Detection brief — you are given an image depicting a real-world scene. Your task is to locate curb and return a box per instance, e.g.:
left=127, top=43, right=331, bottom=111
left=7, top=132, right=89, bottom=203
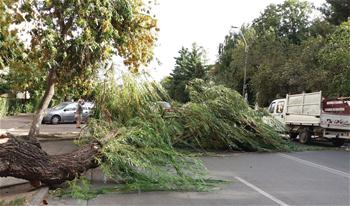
left=29, top=186, right=49, bottom=206
left=0, top=180, right=28, bottom=189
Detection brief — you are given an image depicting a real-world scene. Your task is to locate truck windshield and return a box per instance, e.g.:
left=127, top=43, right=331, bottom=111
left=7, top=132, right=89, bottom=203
left=268, top=102, right=276, bottom=113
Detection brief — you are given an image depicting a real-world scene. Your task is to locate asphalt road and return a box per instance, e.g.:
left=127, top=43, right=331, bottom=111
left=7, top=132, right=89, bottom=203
left=1, top=115, right=350, bottom=205
left=47, top=145, right=350, bottom=206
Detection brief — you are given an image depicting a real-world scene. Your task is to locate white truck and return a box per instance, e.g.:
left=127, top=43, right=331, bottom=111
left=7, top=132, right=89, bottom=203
left=268, top=91, right=350, bottom=146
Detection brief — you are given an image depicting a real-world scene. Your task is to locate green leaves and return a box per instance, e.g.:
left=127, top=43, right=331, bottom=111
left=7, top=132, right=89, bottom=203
left=165, top=44, right=207, bottom=103
left=2, top=0, right=158, bottom=100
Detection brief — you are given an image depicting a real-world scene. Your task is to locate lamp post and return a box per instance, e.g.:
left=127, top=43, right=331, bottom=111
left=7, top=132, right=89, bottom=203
left=231, top=26, right=248, bottom=102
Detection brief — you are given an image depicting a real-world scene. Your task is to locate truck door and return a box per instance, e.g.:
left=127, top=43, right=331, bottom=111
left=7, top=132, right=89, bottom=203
left=275, top=100, right=286, bottom=123
left=268, top=100, right=285, bottom=123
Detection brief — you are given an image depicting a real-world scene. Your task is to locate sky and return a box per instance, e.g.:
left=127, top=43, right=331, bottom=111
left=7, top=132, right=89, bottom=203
left=146, top=0, right=326, bottom=81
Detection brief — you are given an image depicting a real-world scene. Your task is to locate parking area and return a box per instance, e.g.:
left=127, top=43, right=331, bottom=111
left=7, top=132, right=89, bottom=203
left=0, top=114, right=81, bottom=134
left=1, top=115, right=349, bottom=205
left=48, top=148, right=350, bottom=206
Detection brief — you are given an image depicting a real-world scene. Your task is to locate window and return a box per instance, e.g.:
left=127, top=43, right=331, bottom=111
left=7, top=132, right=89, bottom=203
left=276, top=101, right=285, bottom=113
left=268, top=102, right=276, bottom=113
left=64, top=103, right=77, bottom=111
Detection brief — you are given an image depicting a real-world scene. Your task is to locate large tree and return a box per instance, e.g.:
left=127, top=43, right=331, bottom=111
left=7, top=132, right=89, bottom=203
left=2, top=0, right=157, bottom=137
left=212, top=0, right=331, bottom=106
left=253, top=0, right=312, bottom=44
left=318, top=20, right=350, bottom=96
left=320, top=0, right=350, bottom=25
left=1, top=0, right=157, bottom=185
left=167, top=44, right=207, bottom=103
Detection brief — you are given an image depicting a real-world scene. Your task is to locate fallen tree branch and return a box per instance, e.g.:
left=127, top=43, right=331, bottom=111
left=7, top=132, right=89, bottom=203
left=0, top=133, right=101, bottom=186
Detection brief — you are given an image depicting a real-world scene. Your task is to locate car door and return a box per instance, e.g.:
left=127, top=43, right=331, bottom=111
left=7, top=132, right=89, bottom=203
left=82, top=105, right=90, bottom=121
left=62, top=103, right=77, bottom=123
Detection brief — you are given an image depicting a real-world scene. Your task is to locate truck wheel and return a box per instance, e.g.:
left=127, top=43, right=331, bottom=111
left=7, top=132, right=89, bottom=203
left=332, top=139, right=344, bottom=147
left=299, top=129, right=311, bottom=144
left=289, top=133, right=298, bottom=140
left=51, top=115, right=61, bottom=125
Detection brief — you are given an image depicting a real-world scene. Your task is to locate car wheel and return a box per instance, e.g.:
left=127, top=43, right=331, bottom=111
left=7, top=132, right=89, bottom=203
left=299, top=128, right=311, bottom=144
left=51, top=115, right=61, bottom=125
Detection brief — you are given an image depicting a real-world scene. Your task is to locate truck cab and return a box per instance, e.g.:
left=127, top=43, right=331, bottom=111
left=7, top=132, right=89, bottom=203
left=268, top=98, right=286, bottom=124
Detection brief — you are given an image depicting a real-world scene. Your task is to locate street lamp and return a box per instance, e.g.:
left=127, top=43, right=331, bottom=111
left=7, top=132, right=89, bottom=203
left=231, top=26, right=248, bottom=102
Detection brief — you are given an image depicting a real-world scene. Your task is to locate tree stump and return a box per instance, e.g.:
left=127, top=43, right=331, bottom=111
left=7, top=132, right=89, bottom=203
left=0, top=133, right=101, bottom=186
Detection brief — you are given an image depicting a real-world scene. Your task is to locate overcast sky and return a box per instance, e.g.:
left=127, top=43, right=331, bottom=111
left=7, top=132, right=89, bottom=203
left=146, top=0, right=326, bottom=81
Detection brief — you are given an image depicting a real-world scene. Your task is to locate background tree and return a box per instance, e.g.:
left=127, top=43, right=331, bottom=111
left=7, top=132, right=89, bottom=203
left=212, top=0, right=347, bottom=106
left=252, top=0, right=312, bottom=44
left=2, top=0, right=157, bottom=137
left=166, top=44, right=207, bottom=103
left=320, top=0, right=350, bottom=25
left=318, top=20, right=350, bottom=96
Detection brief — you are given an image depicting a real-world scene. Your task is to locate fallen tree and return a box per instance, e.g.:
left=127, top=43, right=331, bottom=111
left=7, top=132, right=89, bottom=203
left=0, top=133, right=101, bottom=186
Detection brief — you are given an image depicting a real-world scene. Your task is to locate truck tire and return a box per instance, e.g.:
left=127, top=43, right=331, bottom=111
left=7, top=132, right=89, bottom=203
left=289, top=133, right=298, bottom=140
left=332, top=139, right=344, bottom=147
left=299, top=129, right=311, bottom=144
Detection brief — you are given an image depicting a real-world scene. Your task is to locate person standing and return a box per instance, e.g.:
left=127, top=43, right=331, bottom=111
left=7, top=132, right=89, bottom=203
left=75, top=99, right=84, bottom=128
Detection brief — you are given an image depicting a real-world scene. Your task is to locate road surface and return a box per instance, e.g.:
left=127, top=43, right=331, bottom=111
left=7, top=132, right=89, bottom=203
left=48, top=147, right=350, bottom=206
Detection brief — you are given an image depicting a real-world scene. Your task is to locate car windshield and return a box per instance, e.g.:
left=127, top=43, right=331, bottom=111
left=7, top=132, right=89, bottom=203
left=158, top=101, right=171, bottom=109
left=53, top=103, right=70, bottom=110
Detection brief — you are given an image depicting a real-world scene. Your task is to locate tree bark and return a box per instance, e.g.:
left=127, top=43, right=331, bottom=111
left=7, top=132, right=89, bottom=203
left=0, top=133, right=101, bottom=186
left=28, top=70, right=56, bottom=138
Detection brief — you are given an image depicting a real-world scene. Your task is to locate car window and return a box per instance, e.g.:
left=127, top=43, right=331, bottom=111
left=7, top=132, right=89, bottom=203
left=158, top=101, right=171, bottom=110
left=53, top=103, right=69, bottom=110
left=276, top=101, right=285, bottom=113
left=64, top=103, right=77, bottom=111
left=268, top=102, right=276, bottom=113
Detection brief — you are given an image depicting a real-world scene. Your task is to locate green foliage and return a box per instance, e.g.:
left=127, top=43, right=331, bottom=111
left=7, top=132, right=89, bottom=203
left=166, top=44, right=207, bottom=103
left=0, top=197, right=26, bottom=206
left=51, top=177, right=110, bottom=200
left=320, top=0, right=350, bottom=25
left=318, top=20, right=350, bottom=96
left=253, top=0, right=312, bottom=44
left=80, top=75, right=220, bottom=193
left=74, top=75, right=289, bottom=196
left=175, top=79, right=289, bottom=151
left=0, top=97, right=7, bottom=117
left=213, top=0, right=349, bottom=106
left=1, top=0, right=158, bottom=131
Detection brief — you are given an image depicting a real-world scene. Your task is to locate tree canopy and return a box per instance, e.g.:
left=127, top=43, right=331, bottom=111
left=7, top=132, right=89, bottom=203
left=1, top=0, right=158, bottom=136
left=164, top=44, right=207, bottom=103
left=212, top=0, right=350, bottom=106
left=320, top=0, right=350, bottom=25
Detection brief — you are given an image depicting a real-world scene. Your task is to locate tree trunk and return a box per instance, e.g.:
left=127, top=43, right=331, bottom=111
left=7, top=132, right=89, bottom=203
left=0, top=133, right=101, bottom=186
left=28, top=70, right=56, bottom=138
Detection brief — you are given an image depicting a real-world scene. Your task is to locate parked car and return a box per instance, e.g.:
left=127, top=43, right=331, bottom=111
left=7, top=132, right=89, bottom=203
left=42, top=101, right=94, bottom=124
left=157, top=101, right=172, bottom=112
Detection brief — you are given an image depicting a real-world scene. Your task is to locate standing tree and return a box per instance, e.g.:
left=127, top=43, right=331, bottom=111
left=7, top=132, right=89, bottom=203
left=2, top=0, right=157, bottom=138
left=319, top=20, right=350, bottom=96
left=320, top=0, right=350, bottom=25
left=253, top=0, right=312, bottom=44
left=0, top=0, right=157, bottom=185
left=167, top=44, right=207, bottom=103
